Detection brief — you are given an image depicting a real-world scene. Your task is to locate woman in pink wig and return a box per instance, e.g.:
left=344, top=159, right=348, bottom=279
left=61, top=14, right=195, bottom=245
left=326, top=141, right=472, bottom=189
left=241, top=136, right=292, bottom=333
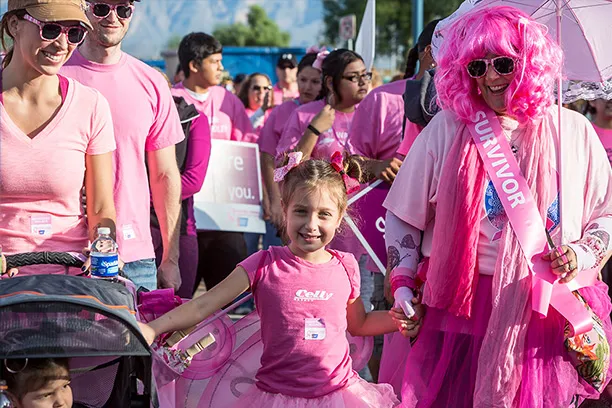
left=384, top=6, right=612, bottom=407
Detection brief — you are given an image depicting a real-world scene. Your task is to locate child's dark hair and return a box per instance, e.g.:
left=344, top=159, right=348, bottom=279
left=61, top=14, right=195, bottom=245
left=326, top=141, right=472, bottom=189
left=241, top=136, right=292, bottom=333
left=3, top=358, right=70, bottom=401
left=297, top=53, right=318, bottom=74
left=318, top=49, right=364, bottom=103
left=178, top=32, right=223, bottom=79
left=278, top=153, right=364, bottom=215
left=1, top=9, right=27, bottom=69
left=404, top=19, right=441, bottom=79
left=237, top=72, right=272, bottom=109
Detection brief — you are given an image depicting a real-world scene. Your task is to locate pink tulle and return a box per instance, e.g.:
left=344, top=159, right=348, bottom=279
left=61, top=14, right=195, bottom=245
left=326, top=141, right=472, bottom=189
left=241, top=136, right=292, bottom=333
left=379, top=331, right=411, bottom=398
left=230, top=373, right=400, bottom=408
left=400, top=276, right=612, bottom=408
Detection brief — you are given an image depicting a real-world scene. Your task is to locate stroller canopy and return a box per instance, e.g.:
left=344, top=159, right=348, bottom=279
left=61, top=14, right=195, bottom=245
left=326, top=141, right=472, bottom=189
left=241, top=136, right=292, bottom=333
left=0, top=275, right=150, bottom=359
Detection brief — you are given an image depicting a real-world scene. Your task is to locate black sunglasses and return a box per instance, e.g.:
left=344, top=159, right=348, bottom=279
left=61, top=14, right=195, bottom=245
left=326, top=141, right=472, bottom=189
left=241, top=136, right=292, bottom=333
left=252, top=85, right=272, bottom=92
left=90, top=3, right=134, bottom=20
left=466, top=56, right=516, bottom=78
left=24, top=14, right=87, bottom=45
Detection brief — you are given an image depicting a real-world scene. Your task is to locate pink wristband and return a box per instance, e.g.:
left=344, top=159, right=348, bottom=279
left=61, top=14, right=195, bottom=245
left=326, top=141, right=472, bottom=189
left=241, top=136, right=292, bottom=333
left=391, top=274, right=416, bottom=293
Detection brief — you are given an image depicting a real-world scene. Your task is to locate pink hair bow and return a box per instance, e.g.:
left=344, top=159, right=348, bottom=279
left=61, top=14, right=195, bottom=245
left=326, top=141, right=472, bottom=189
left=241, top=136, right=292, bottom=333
left=312, top=50, right=330, bottom=71
left=330, top=151, right=360, bottom=194
left=274, top=151, right=303, bottom=182
left=306, top=45, right=326, bottom=54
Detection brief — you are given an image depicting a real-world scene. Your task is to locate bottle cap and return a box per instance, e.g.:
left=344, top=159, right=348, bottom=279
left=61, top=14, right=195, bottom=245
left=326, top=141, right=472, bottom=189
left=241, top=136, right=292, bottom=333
left=97, top=227, right=111, bottom=235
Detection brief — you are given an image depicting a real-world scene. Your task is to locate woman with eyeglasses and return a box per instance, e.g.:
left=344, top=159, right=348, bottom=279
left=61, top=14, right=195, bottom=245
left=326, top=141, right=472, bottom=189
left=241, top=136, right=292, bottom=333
left=384, top=6, right=612, bottom=407
left=0, top=0, right=116, bottom=277
left=238, top=72, right=274, bottom=134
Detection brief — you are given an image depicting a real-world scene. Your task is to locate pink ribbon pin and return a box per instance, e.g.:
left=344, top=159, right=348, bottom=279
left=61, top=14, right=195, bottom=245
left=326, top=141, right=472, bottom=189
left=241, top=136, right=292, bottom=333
left=330, top=151, right=360, bottom=194
left=274, top=151, right=303, bottom=182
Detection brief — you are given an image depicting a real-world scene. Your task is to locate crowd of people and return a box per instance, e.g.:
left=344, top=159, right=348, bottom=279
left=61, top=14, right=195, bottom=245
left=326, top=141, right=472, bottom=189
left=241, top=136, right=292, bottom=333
left=1, top=0, right=612, bottom=407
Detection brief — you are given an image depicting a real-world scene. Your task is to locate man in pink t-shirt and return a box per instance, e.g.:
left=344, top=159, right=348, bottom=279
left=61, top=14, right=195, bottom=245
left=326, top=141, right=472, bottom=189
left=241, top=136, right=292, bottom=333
left=61, top=0, right=184, bottom=291
left=172, top=32, right=257, bottom=294
left=273, top=53, right=300, bottom=105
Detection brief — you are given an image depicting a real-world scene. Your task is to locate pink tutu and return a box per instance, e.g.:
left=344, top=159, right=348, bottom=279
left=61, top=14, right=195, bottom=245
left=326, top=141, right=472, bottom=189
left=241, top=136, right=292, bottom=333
left=230, top=372, right=400, bottom=408
left=401, top=275, right=612, bottom=408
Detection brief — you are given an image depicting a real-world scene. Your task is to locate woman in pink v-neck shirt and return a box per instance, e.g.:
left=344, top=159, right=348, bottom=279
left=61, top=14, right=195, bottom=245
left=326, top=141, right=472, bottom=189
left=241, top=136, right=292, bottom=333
left=0, top=3, right=116, bottom=277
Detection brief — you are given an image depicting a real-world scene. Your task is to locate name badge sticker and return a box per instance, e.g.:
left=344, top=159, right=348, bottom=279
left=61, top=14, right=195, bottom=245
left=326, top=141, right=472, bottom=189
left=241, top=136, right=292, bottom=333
left=122, top=224, right=136, bottom=240
left=304, top=318, right=326, bottom=341
left=30, top=215, right=52, bottom=236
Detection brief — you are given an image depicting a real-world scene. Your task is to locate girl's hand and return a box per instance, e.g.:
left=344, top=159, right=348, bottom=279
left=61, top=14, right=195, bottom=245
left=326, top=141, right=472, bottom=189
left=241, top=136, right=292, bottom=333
left=389, top=306, right=422, bottom=338
left=309, top=103, right=335, bottom=134
left=138, top=322, right=157, bottom=346
left=542, top=245, right=579, bottom=283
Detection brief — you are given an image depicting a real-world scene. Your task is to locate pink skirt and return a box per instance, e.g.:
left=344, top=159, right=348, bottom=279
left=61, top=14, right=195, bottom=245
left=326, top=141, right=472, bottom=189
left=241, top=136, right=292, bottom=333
left=230, top=373, right=400, bottom=408
left=401, top=275, right=612, bottom=408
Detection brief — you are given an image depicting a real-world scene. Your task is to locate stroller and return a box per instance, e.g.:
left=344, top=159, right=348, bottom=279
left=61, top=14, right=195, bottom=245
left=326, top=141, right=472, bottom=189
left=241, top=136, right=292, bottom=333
left=0, top=252, right=156, bottom=408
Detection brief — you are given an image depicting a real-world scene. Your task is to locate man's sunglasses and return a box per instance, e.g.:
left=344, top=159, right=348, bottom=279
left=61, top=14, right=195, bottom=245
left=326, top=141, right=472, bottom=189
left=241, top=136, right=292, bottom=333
left=252, top=85, right=272, bottom=92
left=24, top=14, right=87, bottom=45
left=466, top=56, right=516, bottom=78
left=89, top=3, right=135, bottom=20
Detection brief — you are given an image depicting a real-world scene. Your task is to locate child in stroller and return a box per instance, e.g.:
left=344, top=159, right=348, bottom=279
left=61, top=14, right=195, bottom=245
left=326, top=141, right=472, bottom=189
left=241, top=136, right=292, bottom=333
left=3, top=358, right=73, bottom=408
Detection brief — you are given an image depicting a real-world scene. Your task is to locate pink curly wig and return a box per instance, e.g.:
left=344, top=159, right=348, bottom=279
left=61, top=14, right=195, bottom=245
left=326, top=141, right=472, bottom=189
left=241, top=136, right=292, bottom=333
left=435, top=5, right=563, bottom=124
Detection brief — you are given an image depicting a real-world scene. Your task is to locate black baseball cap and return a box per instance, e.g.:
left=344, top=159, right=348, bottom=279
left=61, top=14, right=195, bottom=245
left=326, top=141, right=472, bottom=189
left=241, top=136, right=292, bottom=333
left=277, top=53, right=297, bottom=69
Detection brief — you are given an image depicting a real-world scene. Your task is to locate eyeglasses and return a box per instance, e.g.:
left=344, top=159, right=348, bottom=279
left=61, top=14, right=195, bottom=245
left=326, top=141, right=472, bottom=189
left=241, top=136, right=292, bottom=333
left=89, top=2, right=134, bottom=20
left=252, top=85, right=272, bottom=92
left=342, top=72, right=373, bottom=83
left=24, top=14, right=87, bottom=45
left=466, top=56, right=516, bottom=78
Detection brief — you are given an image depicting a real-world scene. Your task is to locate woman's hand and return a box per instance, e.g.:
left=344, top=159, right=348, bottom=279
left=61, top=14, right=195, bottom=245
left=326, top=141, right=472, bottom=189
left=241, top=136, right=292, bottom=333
left=542, top=245, right=579, bottom=283
left=309, top=103, right=335, bottom=135
left=389, top=304, right=424, bottom=338
left=137, top=322, right=157, bottom=346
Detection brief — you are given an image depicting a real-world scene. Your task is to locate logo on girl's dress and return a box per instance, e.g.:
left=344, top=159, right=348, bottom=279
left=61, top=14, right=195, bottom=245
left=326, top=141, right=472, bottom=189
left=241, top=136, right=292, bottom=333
left=294, top=289, right=333, bottom=302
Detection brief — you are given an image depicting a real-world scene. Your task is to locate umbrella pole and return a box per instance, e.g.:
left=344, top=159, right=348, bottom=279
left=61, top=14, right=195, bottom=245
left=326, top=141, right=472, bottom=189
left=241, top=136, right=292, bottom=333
left=557, top=2, right=564, bottom=243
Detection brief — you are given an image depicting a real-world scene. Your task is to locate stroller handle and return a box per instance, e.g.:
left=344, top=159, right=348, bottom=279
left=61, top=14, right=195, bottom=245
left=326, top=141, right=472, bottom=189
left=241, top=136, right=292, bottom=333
left=5, top=252, right=85, bottom=270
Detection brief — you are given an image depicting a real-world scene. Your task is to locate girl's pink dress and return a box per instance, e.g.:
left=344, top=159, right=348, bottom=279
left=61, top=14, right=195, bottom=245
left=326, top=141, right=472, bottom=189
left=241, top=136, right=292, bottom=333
left=230, top=246, right=399, bottom=408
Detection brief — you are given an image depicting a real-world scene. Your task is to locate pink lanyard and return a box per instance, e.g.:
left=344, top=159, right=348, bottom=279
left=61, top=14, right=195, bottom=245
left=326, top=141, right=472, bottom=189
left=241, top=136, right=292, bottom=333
left=468, top=108, right=598, bottom=336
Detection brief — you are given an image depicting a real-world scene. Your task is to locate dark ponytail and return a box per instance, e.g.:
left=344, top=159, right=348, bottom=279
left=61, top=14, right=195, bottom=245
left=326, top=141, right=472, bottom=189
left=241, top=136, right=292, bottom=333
left=403, top=46, right=419, bottom=79
left=1, top=10, right=26, bottom=69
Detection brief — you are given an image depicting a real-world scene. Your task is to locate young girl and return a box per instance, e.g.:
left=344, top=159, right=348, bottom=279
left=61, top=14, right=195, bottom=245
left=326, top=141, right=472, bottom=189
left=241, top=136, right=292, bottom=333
left=3, top=358, right=72, bottom=408
left=238, top=72, right=274, bottom=134
left=139, top=153, right=408, bottom=407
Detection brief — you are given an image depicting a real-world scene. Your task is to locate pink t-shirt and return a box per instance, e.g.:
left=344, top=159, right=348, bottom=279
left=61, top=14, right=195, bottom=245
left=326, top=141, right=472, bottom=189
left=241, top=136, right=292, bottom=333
left=277, top=99, right=355, bottom=159
left=592, top=123, right=612, bottom=166
left=0, top=77, right=115, bottom=275
left=239, top=246, right=360, bottom=397
left=258, top=98, right=300, bottom=156
left=61, top=50, right=184, bottom=263
left=349, top=79, right=410, bottom=160
left=273, top=83, right=300, bottom=106
left=171, top=84, right=257, bottom=143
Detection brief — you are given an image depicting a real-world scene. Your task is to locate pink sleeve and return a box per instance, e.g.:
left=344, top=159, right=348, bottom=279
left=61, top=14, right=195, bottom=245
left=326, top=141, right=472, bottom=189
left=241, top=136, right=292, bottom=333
left=231, top=97, right=258, bottom=143
left=86, top=91, right=116, bottom=155
left=349, top=102, right=379, bottom=158
left=347, top=254, right=361, bottom=300
left=238, top=250, right=270, bottom=288
left=396, top=121, right=423, bottom=157
left=258, top=107, right=280, bottom=155
left=181, top=115, right=211, bottom=200
left=276, top=109, right=304, bottom=157
left=145, top=80, right=185, bottom=151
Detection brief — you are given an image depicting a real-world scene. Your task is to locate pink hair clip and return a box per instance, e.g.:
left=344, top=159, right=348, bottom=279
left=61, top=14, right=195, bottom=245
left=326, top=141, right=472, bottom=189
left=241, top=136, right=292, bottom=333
left=312, top=50, right=330, bottom=71
left=330, top=151, right=360, bottom=194
left=274, top=151, right=303, bottom=182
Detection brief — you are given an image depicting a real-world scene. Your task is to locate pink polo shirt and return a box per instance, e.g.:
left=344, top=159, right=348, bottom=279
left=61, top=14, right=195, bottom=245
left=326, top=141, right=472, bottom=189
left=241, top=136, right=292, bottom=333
left=172, top=84, right=257, bottom=143
left=592, top=123, right=612, bottom=166
left=258, top=98, right=300, bottom=156
left=239, top=246, right=360, bottom=397
left=0, top=77, right=115, bottom=275
left=61, top=50, right=185, bottom=263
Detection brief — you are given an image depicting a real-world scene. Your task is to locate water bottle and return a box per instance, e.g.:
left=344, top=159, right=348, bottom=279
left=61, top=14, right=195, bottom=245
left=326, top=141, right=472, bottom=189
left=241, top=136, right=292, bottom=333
left=0, top=380, right=13, bottom=408
left=90, top=227, right=119, bottom=280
